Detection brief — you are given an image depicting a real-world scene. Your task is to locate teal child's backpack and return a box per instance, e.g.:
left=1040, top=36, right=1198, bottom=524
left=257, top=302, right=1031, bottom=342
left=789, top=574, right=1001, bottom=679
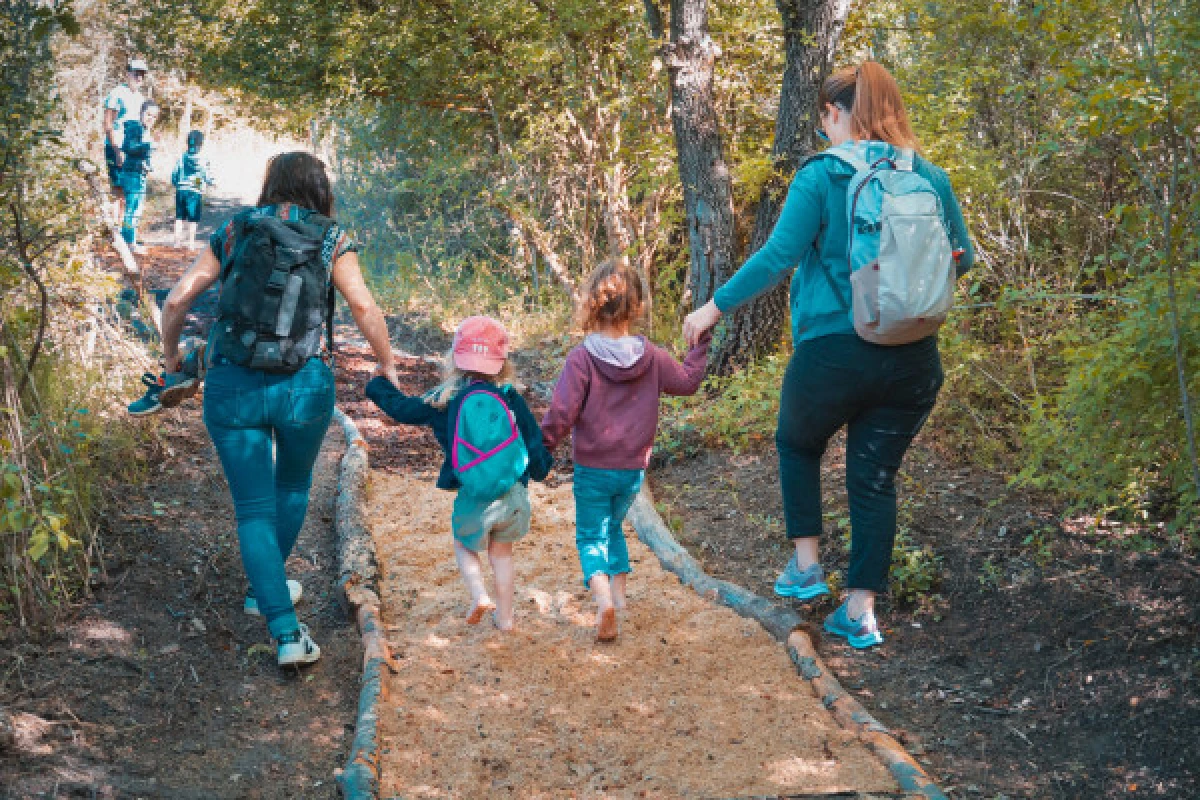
left=451, top=385, right=529, bottom=501
left=818, top=142, right=956, bottom=345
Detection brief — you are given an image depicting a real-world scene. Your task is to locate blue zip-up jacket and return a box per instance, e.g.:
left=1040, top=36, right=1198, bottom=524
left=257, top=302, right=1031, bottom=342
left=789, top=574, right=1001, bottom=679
left=365, top=376, right=553, bottom=491
left=119, top=119, right=154, bottom=176
left=172, top=148, right=214, bottom=194
left=713, top=141, right=974, bottom=345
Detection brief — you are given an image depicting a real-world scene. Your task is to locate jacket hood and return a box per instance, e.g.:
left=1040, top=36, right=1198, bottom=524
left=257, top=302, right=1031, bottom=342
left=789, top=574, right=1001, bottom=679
left=583, top=335, right=653, bottom=383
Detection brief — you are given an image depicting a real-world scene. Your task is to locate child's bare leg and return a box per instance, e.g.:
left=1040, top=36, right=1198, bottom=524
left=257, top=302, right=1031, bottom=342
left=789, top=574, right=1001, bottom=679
left=185, top=221, right=198, bottom=250
left=173, top=219, right=184, bottom=248
left=589, top=573, right=618, bottom=641
left=488, top=541, right=515, bottom=631
left=453, top=539, right=493, bottom=624
left=612, top=572, right=628, bottom=610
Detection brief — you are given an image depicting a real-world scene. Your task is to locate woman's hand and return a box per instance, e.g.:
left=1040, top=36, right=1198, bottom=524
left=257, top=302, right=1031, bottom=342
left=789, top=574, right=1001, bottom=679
left=373, top=362, right=400, bottom=389
left=163, top=351, right=182, bottom=374
left=683, top=300, right=722, bottom=347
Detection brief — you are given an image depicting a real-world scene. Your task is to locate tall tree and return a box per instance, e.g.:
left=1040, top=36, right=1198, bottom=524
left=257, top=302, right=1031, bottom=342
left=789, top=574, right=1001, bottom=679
left=711, top=0, right=852, bottom=373
left=663, top=0, right=737, bottom=311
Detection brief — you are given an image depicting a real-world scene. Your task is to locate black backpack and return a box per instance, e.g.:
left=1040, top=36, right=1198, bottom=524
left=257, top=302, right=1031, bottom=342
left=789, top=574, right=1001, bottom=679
left=212, top=210, right=340, bottom=373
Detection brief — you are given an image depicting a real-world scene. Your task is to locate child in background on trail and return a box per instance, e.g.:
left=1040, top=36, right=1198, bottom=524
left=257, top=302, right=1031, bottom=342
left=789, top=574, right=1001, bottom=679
left=117, top=100, right=159, bottom=254
left=172, top=130, right=215, bottom=250
left=366, top=316, right=553, bottom=631
left=541, top=258, right=711, bottom=643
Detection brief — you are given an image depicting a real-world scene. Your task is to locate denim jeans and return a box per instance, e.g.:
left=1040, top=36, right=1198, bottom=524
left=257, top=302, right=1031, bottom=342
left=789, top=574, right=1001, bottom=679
left=119, top=172, right=147, bottom=246
left=203, top=357, right=334, bottom=638
left=775, top=334, right=943, bottom=592
left=573, top=465, right=645, bottom=587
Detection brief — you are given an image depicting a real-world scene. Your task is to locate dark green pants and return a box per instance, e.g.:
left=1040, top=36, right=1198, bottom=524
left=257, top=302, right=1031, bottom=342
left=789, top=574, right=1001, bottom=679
left=776, top=334, right=942, bottom=592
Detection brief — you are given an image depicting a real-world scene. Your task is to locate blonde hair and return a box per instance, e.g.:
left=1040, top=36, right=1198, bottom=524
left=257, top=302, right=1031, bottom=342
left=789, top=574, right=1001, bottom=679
left=576, top=257, right=647, bottom=333
left=819, top=61, right=920, bottom=151
left=425, top=352, right=517, bottom=410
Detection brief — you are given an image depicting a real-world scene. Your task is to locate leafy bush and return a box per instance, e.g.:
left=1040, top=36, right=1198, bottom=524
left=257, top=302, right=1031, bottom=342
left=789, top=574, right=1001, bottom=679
left=1020, top=269, right=1200, bottom=529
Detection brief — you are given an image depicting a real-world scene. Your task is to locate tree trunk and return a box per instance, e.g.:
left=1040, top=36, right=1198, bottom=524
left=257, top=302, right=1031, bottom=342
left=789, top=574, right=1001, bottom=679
left=664, top=0, right=737, bottom=312
left=711, top=0, right=852, bottom=374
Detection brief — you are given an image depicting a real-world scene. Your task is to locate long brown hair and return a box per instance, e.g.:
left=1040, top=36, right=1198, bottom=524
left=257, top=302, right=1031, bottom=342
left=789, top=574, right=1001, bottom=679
left=819, top=61, right=919, bottom=151
left=257, top=151, right=335, bottom=216
left=576, top=257, right=647, bottom=333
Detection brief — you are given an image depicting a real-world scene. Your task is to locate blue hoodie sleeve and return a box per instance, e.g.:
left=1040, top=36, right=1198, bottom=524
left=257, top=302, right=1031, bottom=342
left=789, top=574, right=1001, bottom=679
left=506, top=388, right=554, bottom=482
left=366, top=376, right=440, bottom=427
left=713, top=164, right=827, bottom=313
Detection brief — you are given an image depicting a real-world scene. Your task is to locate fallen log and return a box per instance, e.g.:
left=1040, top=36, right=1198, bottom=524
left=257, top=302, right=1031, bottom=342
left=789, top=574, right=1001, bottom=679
left=332, top=409, right=395, bottom=800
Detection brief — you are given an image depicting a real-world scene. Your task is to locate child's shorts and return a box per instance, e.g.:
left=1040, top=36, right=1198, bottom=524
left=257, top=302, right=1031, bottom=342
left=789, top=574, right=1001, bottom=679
left=175, top=190, right=203, bottom=222
left=451, top=482, right=531, bottom=553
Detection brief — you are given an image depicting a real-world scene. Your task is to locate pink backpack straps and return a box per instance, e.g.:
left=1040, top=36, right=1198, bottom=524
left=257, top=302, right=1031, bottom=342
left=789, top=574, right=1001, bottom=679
left=450, top=389, right=520, bottom=473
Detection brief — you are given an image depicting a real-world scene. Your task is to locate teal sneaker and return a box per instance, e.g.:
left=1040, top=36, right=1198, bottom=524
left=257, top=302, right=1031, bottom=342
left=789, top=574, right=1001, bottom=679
left=127, top=372, right=165, bottom=416
left=823, top=601, right=884, bottom=649
left=773, top=555, right=830, bottom=600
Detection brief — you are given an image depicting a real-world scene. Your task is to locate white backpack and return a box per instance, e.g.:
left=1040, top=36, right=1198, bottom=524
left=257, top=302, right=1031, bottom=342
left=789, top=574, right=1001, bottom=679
left=819, top=142, right=956, bottom=346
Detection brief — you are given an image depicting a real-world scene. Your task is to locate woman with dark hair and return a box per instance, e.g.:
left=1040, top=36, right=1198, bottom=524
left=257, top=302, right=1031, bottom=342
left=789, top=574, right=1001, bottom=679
left=158, top=152, right=398, bottom=666
left=683, top=62, right=974, bottom=649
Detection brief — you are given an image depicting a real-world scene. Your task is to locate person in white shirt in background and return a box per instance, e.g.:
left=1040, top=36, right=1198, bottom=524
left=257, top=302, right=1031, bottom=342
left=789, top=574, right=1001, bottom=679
left=102, top=58, right=149, bottom=223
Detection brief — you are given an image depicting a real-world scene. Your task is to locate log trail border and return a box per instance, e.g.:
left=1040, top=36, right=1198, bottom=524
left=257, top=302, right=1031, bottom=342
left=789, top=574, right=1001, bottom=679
left=627, top=486, right=947, bottom=800
left=333, top=409, right=394, bottom=799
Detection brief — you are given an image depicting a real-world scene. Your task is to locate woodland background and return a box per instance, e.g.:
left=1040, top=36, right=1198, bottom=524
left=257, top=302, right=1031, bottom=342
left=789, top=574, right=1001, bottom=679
left=1, top=0, right=1197, bottom=626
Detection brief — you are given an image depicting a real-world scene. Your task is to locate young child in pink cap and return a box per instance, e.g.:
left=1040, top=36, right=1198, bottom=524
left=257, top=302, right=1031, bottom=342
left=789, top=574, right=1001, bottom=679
left=366, top=316, right=553, bottom=631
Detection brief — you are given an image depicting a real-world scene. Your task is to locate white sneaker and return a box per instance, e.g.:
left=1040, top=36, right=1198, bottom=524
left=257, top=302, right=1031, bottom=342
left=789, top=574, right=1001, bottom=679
left=244, top=579, right=303, bottom=616
left=276, top=623, right=321, bottom=667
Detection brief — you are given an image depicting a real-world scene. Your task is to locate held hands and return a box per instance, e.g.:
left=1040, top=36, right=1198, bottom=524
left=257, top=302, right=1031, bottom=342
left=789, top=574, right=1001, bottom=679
left=372, top=362, right=401, bottom=389
left=683, top=300, right=722, bottom=348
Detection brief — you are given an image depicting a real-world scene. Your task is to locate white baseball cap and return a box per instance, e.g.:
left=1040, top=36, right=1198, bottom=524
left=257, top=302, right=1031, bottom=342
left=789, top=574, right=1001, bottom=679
left=128, top=58, right=149, bottom=73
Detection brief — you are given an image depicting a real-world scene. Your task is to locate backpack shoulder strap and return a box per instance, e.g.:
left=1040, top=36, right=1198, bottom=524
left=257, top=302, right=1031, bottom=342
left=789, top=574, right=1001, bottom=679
left=319, top=219, right=342, bottom=361
left=893, top=147, right=915, bottom=172
left=817, top=144, right=871, bottom=174
left=218, top=211, right=253, bottom=281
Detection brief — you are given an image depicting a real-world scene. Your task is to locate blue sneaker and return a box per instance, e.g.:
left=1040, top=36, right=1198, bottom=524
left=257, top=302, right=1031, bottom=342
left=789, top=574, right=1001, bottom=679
left=773, top=555, right=830, bottom=600
left=823, top=602, right=884, bottom=649
left=127, top=372, right=164, bottom=416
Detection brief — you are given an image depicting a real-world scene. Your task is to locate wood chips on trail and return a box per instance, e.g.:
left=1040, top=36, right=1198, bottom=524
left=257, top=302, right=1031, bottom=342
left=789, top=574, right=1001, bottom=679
left=370, top=472, right=898, bottom=798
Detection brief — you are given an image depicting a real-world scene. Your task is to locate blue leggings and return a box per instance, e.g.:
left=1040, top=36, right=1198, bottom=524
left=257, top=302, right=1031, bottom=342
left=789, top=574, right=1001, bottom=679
left=121, top=188, right=145, bottom=246
left=203, top=358, right=334, bottom=638
left=573, top=465, right=645, bottom=587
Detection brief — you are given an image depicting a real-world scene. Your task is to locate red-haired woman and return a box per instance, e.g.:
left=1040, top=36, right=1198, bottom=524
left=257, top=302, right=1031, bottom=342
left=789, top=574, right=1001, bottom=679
left=684, top=62, right=974, bottom=649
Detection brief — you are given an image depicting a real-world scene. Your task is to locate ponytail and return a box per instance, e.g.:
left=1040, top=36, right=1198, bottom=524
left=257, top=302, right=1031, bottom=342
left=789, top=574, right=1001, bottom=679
left=819, top=61, right=920, bottom=151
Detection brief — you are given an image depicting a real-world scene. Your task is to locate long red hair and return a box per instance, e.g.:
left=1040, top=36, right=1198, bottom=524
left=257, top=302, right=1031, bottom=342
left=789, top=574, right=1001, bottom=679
left=819, top=61, right=920, bottom=151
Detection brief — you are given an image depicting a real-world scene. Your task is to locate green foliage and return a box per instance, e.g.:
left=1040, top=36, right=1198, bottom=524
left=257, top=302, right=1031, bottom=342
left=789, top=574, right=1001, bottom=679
left=1020, top=269, right=1200, bottom=520
left=660, top=349, right=789, bottom=452
left=1, top=0, right=158, bottom=628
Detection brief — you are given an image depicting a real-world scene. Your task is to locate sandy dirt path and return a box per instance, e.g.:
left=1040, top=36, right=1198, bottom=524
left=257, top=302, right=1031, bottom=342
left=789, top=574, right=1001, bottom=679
left=369, top=472, right=899, bottom=798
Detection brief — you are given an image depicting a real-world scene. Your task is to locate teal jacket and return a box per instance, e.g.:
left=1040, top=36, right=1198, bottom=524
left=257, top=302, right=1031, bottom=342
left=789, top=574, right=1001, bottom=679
left=713, top=141, right=974, bottom=345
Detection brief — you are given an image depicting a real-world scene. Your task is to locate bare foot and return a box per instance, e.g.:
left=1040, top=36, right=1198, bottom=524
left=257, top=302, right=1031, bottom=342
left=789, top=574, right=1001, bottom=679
left=595, top=607, right=618, bottom=642
left=466, top=598, right=495, bottom=625
left=492, top=611, right=515, bottom=632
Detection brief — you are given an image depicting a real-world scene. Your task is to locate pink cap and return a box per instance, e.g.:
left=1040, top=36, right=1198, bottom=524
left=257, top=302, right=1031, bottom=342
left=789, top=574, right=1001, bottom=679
left=452, top=316, right=509, bottom=375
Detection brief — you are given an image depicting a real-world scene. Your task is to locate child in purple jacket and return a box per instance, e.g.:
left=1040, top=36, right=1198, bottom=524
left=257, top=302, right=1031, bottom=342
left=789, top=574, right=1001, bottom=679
left=542, top=259, right=711, bottom=642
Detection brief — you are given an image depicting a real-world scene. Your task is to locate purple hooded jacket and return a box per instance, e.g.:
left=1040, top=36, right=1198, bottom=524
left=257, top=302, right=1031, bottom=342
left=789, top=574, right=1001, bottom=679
left=541, top=333, right=711, bottom=470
